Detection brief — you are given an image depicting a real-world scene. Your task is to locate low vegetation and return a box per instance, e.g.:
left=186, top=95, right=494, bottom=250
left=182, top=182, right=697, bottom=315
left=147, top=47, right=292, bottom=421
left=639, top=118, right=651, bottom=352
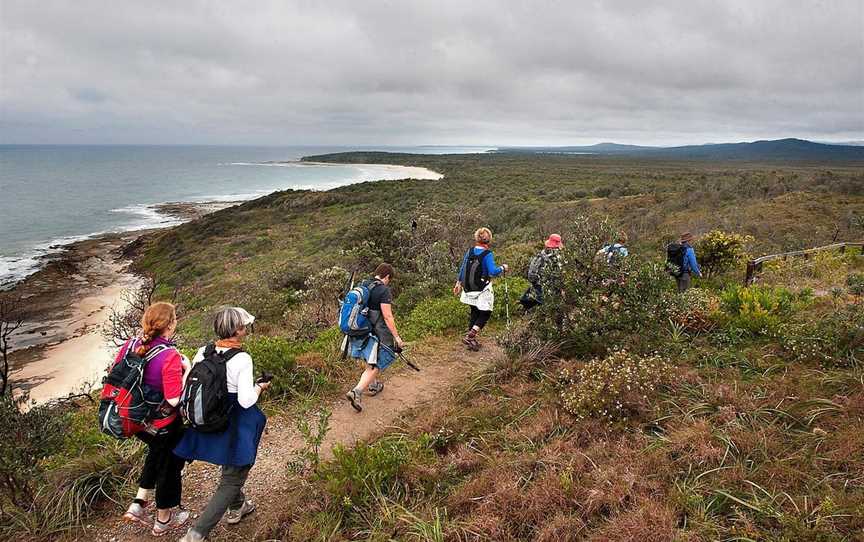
left=2, top=153, right=863, bottom=539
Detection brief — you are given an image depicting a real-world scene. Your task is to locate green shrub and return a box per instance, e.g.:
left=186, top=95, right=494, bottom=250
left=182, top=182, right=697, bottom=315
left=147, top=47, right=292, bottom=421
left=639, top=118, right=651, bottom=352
left=244, top=335, right=301, bottom=400
left=402, top=292, right=466, bottom=341
left=779, top=303, right=864, bottom=367
left=720, top=285, right=809, bottom=335
left=696, top=230, right=753, bottom=278
left=559, top=350, right=672, bottom=422
left=663, top=288, right=721, bottom=333
left=317, top=437, right=413, bottom=509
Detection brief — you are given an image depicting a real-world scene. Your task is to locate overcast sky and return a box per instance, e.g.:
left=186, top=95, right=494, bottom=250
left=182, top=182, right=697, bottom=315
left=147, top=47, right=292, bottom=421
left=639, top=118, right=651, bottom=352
left=1, top=0, right=862, bottom=146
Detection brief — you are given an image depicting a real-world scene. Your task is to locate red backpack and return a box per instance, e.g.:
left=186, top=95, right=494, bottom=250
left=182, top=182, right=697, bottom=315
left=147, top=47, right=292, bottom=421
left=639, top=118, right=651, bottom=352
left=98, top=340, right=171, bottom=439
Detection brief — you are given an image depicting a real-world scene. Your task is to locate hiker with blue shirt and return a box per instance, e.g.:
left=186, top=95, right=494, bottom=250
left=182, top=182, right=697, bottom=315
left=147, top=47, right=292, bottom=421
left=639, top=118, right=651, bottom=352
left=667, top=232, right=701, bottom=292
left=453, top=227, right=508, bottom=351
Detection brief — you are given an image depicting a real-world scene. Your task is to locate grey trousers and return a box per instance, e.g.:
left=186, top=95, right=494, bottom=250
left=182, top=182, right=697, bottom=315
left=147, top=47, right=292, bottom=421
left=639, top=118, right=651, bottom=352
left=193, top=465, right=251, bottom=537
left=676, top=272, right=691, bottom=293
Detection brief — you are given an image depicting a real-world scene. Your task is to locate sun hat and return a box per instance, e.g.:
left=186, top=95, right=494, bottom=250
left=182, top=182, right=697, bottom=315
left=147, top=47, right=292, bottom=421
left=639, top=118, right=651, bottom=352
left=233, top=307, right=256, bottom=327
left=545, top=234, right=564, bottom=249
left=679, top=232, right=694, bottom=243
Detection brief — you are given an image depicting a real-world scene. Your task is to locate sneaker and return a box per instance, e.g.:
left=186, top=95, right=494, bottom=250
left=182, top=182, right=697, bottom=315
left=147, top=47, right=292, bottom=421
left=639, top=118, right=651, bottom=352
left=346, top=389, right=362, bottom=412
left=152, top=509, right=190, bottom=537
left=367, top=381, right=384, bottom=396
left=178, top=528, right=205, bottom=542
left=122, top=501, right=151, bottom=526
left=225, top=499, right=256, bottom=524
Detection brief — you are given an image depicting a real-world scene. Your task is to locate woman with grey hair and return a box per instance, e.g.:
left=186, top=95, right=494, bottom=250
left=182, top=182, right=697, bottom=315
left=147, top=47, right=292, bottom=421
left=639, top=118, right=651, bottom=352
left=175, top=307, right=268, bottom=542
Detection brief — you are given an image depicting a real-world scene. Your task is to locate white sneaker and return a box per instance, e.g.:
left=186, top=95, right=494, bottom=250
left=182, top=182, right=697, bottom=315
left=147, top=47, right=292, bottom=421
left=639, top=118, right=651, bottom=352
left=152, top=509, right=190, bottom=537
left=178, top=528, right=205, bottom=542
left=225, top=499, right=256, bottom=524
left=122, top=501, right=152, bottom=526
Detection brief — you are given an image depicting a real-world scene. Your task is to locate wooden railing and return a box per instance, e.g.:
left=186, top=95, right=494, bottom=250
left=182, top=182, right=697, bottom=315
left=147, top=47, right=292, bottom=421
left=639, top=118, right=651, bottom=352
left=744, top=241, right=864, bottom=285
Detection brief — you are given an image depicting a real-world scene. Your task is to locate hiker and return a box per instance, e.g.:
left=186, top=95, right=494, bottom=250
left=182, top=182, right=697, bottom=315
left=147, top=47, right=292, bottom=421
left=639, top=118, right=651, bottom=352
left=454, top=227, right=508, bottom=351
left=667, top=232, right=702, bottom=292
left=596, top=232, right=629, bottom=266
left=345, top=263, right=403, bottom=412
left=118, top=302, right=191, bottom=537
left=520, top=233, right=563, bottom=310
left=176, top=307, right=268, bottom=542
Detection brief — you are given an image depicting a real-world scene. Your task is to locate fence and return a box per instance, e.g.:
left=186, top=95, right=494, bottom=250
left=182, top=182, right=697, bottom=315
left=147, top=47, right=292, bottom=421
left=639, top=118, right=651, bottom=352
left=744, top=241, right=864, bottom=285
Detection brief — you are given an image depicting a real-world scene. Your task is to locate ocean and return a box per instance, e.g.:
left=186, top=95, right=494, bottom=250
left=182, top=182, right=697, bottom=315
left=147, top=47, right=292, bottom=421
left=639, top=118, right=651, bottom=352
left=0, top=145, right=490, bottom=287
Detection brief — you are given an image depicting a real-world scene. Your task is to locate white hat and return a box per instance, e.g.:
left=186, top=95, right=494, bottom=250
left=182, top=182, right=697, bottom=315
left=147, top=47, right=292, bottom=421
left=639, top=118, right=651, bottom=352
left=234, top=307, right=256, bottom=326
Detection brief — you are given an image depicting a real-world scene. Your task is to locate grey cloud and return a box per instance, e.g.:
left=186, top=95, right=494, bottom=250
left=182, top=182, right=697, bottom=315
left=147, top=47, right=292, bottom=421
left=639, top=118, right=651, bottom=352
left=0, top=0, right=861, bottom=146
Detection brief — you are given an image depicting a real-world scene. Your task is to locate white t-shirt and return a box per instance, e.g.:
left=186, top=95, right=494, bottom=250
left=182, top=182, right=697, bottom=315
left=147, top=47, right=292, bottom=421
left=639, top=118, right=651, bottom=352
left=191, top=346, right=261, bottom=409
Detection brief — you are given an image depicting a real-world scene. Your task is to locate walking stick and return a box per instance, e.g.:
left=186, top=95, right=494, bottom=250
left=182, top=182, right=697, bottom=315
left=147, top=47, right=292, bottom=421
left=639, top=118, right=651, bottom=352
left=379, top=343, right=421, bottom=371
left=503, top=268, right=511, bottom=326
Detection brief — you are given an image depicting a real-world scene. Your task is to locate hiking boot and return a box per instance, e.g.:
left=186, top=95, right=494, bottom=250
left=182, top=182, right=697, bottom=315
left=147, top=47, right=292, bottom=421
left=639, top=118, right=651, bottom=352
left=367, top=381, right=384, bottom=396
left=462, top=334, right=481, bottom=351
left=122, top=501, right=151, bottom=526
left=346, top=389, right=362, bottom=412
left=152, top=509, right=190, bottom=537
left=178, top=529, right=205, bottom=542
left=225, top=499, right=256, bottom=524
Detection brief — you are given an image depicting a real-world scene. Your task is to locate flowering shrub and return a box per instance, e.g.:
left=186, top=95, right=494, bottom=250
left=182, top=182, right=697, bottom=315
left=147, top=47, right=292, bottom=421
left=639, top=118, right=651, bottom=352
left=778, top=303, right=864, bottom=367
left=719, top=284, right=809, bottom=335
left=696, top=230, right=753, bottom=277
left=559, top=350, right=672, bottom=422
left=526, top=215, right=674, bottom=357
left=663, top=288, right=721, bottom=333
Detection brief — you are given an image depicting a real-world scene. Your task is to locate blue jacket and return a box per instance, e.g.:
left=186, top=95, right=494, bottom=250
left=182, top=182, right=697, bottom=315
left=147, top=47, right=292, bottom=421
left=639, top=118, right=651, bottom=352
left=683, top=245, right=701, bottom=276
left=458, top=246, right=504, bottom=282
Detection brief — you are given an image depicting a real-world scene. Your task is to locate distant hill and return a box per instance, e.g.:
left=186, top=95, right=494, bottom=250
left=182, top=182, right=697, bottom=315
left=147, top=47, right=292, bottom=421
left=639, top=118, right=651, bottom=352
left=498, top=138, right=864, bottom=161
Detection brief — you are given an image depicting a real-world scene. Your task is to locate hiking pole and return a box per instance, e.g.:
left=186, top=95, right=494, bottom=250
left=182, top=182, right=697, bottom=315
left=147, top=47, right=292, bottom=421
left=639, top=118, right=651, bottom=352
left=503, top=268, right=511, bottom=326
left=380, top=343, right=421, bottom=372
left=339, top=270, right=357, bottom=360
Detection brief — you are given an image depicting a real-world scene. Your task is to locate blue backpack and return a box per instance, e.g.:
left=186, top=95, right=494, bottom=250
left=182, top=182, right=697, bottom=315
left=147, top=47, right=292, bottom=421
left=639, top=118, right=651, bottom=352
left=339, top=280, right=381, bottom=337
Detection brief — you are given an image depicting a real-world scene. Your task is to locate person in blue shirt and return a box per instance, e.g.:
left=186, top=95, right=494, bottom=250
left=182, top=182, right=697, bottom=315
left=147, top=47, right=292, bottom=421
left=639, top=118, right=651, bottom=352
left=677, top=232, right=702, bottom=292
left=596, top=232, right=629, bottom=266
left=453, top=227, right=508, bottom=351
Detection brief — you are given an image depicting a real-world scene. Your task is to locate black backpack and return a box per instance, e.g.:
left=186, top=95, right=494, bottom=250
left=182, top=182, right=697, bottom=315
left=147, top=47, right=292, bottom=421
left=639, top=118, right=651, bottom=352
left=463, top=249, right=491, bottom=292
left=666, top=243, right=686, bottom=277
left=179, top=344, right=242, bottom=433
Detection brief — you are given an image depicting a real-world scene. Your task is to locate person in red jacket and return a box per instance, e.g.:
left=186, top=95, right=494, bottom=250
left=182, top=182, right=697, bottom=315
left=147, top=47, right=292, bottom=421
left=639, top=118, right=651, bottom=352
left=118, top=302, right=191, bottom=537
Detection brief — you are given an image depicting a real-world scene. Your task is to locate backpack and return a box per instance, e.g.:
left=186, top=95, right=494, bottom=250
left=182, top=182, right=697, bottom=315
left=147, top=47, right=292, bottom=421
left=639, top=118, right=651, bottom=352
left=339, top=279, right=382, bottom=337
left=666, top=243, right=687, bottom=277
left=179, top=344, right=243, bottom=433
left=527, top=250, right=552, bottom=284
left=603, top=244, right=627, bottom=265
left=463, top=249, right=491, bottom=292
left=98, top=340, right=172, bottom=439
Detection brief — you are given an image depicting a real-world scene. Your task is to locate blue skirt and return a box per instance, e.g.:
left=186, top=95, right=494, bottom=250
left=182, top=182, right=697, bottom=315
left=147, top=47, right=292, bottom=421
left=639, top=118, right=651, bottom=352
left=350, top=334, right=396, bottom=371
left=174, top=393, right=266, bottom=468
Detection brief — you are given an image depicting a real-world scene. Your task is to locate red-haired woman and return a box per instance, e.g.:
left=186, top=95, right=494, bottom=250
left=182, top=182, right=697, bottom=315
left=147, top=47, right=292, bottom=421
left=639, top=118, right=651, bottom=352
left=117, top=302, right=191, bottom=536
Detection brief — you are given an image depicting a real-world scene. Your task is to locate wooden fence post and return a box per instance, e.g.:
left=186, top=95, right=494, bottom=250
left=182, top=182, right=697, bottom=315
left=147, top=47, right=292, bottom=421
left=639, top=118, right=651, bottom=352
left=744, top=260, right=757, bottom=286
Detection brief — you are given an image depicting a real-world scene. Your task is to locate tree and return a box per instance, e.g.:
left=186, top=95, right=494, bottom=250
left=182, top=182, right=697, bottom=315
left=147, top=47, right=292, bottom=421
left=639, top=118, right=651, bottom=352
left=101, top=276, right=182, bottom=347
left=0, top=292, right=26, bottom=396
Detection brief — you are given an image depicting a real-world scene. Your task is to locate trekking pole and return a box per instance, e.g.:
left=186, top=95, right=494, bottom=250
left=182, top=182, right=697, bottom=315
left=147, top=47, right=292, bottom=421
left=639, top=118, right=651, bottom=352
left=380, top=343, right=421, bottom=372
left=503, top=268, right=511, bottom=326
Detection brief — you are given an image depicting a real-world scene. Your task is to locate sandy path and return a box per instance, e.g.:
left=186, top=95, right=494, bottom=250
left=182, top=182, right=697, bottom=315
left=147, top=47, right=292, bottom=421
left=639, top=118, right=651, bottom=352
left=86, top=337, right=502, bottom=542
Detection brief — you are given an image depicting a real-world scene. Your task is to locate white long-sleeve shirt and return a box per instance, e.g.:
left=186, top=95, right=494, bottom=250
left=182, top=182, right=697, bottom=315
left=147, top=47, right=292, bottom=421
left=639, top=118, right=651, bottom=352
left=191, top=346, right=261, bottom=409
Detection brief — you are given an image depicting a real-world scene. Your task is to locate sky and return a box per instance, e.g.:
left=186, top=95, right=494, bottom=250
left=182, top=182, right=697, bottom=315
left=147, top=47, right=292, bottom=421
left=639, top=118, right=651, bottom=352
left=1, top=0, right=862, bottom=147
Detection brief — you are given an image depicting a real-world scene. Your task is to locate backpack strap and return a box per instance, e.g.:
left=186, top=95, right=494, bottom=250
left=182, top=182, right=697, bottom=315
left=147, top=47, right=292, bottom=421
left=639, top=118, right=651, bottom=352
left=144, top=344, right=171, bottom=362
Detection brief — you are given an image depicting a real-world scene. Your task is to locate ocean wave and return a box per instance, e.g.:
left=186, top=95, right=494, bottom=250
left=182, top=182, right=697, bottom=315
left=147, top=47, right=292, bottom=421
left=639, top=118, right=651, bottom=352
left=0, top=232, right=102, bottom=289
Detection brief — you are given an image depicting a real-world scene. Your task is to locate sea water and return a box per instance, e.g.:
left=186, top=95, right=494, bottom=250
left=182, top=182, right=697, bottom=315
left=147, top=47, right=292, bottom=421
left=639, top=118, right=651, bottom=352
left=0, top=144, right=490, bottom=287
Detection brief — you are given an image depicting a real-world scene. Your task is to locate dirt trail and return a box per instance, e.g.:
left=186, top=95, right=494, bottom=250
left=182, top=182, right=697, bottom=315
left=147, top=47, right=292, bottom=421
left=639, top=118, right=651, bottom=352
left=87, top=336, right=503, bottom=542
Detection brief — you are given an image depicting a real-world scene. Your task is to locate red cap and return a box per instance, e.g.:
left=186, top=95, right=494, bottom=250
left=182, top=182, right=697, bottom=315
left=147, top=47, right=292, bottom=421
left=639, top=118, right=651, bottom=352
left=545, top=234, right=563, bottom=249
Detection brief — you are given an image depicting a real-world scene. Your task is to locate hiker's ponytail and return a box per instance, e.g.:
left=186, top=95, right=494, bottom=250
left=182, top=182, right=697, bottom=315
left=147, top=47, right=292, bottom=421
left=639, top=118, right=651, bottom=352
left=135, top=302, right=177, bottom=355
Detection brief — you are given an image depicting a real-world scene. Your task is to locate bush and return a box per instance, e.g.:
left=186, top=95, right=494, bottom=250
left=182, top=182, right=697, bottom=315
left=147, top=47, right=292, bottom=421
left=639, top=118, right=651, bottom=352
left=559, top=350, right=672, bottom=422
left=317, top=437, right=413, bottom=510
left=779, top=303, right=864, bottom=367
left=664, top=288, right=720, bottom=333
left=696, top=230, right=753, bottom=278
left=244, top=335, right=301, bottom=400
left=402, top=292, right=466, bottom=341
left=719, top=284, right=809, bottom=335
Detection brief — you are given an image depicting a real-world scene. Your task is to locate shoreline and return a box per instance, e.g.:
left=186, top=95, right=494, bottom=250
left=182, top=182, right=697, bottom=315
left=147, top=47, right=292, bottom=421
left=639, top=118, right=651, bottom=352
left=5, top=161, right=443, bottom=402
left=7, top=200, right=237, bottom=403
